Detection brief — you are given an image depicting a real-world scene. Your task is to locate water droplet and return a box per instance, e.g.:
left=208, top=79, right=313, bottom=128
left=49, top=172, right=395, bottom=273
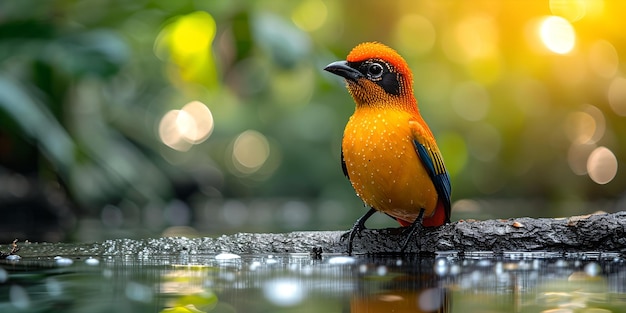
left=54, top=256, right=73, bottom=266
left=328, top=256, right=356, bottom=265
left=215, top=253, right=241, bottom=260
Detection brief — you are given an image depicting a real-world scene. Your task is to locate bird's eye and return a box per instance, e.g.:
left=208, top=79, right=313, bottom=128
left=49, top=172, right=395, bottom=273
left=367, top=63, right=384, bottom=79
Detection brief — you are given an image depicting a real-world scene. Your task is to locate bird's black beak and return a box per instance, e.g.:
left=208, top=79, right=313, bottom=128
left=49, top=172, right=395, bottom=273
left=324, top=60, right=363, bottom=81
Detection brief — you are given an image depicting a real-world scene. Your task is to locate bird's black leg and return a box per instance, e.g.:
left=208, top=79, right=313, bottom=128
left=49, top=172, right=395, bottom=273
left=400, top=208, right=426, bottom=252
left=343, top=207, right=377, bottom=255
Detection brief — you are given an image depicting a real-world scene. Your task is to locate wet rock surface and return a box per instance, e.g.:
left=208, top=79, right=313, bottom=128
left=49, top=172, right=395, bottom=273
left=9, top=211, right=626, bottom=257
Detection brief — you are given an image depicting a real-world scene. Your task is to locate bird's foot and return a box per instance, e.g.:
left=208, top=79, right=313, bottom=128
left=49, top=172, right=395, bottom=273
left=343, top=207, right=377, bottom=255
left=400, top=208, right=426, bottom=253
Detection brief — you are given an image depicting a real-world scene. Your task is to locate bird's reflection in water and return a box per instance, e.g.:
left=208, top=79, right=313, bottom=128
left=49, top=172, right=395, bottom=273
left=349, top=255, right=450, bottom=313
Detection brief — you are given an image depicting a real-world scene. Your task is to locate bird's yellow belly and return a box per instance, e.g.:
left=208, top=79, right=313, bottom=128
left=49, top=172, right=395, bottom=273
left=342, top=109, right=438, bottom=223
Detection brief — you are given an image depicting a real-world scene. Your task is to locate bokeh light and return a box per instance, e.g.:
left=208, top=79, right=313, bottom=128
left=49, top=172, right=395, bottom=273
left=568, top=142, right=596, bottom=175
left=450, top=82, right=490, bottom=121
left=393, top=14, right=436, bottom=56
left=442, top=14, right=498, bottom=64
left=539, top=16, right=576, bottom=54
left=586, top=146, right=618, bottom=184
left=588, top=40, right=619, bottom=78
left=549, top=0, right=605, bottom=21
left=159, top=110, right=193, bottom=151
left=607, top=77, right=626, bottom=116
left=181, top=101, right=214, bottom=143
left=549, top=0, right=586, bottom=21
left=154, top=11, right=218, bottom=88
left=6, top=0, right=626, bottom=242
left=291, top=0, right=328, bottom=32
left=231, top=130, right=271, bottom=175
left=564, top=111, right=596, bottom=144
left=467, top=124, right=501, bottom=162
left=263, top=278, right=304, bottom=307
left=158, top=101, right=214, bottom=151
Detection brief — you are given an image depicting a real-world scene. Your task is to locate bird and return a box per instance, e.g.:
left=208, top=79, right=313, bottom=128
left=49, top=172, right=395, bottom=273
left=323, top=42, right=451, bottom=254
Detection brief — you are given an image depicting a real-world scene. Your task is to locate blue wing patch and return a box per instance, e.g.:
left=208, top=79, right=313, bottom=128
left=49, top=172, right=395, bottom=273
left=413, top=139, right=451, bottom=223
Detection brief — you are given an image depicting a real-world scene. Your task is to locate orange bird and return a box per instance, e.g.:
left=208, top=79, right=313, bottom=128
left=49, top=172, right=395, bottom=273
left=324, top=42, right=451, bottom=254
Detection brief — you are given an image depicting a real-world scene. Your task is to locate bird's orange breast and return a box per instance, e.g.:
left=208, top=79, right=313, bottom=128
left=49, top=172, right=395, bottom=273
left=342, top=107, right=438, bottom=223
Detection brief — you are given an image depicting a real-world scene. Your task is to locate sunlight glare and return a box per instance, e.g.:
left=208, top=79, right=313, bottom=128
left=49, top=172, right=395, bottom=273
left=539, top=16, right=576, bottom=54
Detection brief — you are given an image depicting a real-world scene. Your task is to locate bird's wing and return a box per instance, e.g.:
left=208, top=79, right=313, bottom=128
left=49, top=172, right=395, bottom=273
left=409, top=121, right=451, bottom=223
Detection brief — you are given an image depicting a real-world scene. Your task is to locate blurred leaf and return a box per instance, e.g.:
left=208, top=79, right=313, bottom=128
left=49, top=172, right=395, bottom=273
left=0, top=74, right=75, bottom=173
left=0, top=20, right=54, bottom=40
left=251, top=12, right=311, bottom=68
left=46, top=30, right=130, bottom=77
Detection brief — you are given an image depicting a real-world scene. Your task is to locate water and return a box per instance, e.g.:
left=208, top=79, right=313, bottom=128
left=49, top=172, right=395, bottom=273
left=2, top=250, right=626, bottom=313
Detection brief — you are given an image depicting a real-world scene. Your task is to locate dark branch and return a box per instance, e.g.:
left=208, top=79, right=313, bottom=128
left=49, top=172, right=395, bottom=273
left=10, top=212, right=626, bottom=257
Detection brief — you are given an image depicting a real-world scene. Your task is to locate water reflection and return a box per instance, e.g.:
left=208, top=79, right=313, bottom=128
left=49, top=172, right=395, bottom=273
left=1, top=252, right=626, bottom=312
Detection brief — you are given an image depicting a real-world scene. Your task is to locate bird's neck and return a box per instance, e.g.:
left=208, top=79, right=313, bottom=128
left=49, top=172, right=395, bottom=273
left=353, top=94, right=419, bottom=113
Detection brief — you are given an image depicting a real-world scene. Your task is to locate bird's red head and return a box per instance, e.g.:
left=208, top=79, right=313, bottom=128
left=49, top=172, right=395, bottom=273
left=346, top=42, right=413, bottom=86
left=324, top=42, right=415, bottom=109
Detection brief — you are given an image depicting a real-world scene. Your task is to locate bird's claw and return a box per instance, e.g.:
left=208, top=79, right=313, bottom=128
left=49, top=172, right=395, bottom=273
left=345, top=207, right=377, bottom=255
left=399, top=208, right=426, bottom=253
